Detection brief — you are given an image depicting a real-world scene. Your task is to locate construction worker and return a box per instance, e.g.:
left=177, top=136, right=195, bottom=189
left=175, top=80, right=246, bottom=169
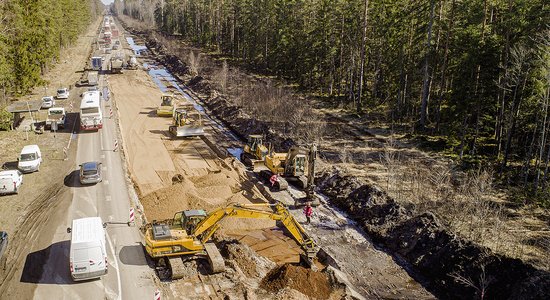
left=303, top=202, right=313, bottom=224
left=269, top=174, right=279, bottom=188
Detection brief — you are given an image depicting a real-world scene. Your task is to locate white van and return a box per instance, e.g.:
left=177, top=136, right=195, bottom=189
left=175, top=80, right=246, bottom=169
left=0, top=170, right=23, bottom=195
left=68, top=217, right=108, bottom=281
left=18, top=145, right=42, bottom=173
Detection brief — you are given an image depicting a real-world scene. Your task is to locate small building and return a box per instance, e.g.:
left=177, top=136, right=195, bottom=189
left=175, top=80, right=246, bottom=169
left=6, top=100, right=43, bottom=130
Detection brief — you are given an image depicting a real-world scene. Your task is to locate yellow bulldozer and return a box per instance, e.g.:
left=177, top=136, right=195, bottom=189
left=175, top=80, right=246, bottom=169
left=240, top=134, right=269, bottom=168
left=142, top=202, right=318, bottom=280
left=157, top=94, right=176, bottom=117
left=168, top=107, right=205, bottom=137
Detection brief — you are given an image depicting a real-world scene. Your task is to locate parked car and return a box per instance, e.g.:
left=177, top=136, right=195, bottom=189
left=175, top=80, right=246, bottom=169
left=0, top=231, right=7, bottom=260
left=79, top=161, right=102, bottom=185
left=56, top=88, right=70, bottom=99
left=0, top=170, right=23, bottom=195
left=41, top=96, right=55, bottom=109
left=17, top=145, right=42, bottom=173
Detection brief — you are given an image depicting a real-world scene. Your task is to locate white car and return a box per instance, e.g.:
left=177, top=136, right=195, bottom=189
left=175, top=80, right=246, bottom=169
left=56, top=88, right=70, bottom=99
left=41, top=96, right=55, bottom=109
left=0, top=170, right=23, bottom=195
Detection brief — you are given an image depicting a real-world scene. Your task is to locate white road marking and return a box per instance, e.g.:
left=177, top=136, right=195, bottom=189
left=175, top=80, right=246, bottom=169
left=105, top=195, right=112, bottom=202
left=106, top=232, right=122, bottom=300
left=103, top=180, right=109, bottom=185
left=101, top=154, right=105, bottom=159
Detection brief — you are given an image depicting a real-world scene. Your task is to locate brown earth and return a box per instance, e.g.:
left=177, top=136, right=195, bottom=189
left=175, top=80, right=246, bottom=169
left=261, top=264, right=333, bottom=300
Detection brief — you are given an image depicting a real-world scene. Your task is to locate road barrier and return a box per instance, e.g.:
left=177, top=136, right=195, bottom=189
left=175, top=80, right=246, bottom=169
left=109, top=108, right=113, bottom=119
left=154, top=289, right=161, bottom=300
left=113, top=139, right=118, bottom=152
left=129, top=208, right=135, bottom=223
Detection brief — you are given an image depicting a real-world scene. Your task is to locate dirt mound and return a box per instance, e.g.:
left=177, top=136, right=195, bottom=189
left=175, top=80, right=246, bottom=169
left=319, top=170, right=550, bottom=299
left=261, top=264, right=333, bottom=300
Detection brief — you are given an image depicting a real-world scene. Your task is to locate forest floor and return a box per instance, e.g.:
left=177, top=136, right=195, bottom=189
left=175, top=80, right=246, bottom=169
left=116, top=14, right=549, bottom=299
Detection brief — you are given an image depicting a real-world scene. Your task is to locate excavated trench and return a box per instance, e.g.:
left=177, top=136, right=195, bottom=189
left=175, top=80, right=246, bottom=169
left=120, top=24, right=550, bottom=299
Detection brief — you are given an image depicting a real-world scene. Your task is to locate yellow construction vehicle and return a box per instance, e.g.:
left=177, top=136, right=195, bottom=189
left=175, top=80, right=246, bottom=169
left=240, top=134, right=269, bottom=168
left=142, top=202, right=318, bottom=280
left=261, top=144, right=318, bottom=192
left=157, top=94, right=176, bottom=117
left=168, top=107, right=205, bottom=137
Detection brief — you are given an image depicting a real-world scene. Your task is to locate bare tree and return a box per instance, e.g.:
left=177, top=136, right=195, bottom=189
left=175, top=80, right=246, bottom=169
left=451, top=263, right=494, bottom=300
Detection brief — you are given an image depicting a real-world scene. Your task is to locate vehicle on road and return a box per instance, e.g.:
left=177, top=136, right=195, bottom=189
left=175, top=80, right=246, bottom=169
left=79, top=91, right=102, bottom=131
left=0, top=170, right=23, bottom=195
left=56, top=88, right=69, bottom=99
left=17, top=145, right=42, bottom=173
left=41, top=96, right=55, bottom=109
left=91, top=56, right=103, bottom=71
left=109, top=56, right=123, bottom=74
left=67, top=217, right=108, bottom=281
left=143, top=202, right=318, bottom=280
left=79, top=161, right=102, bottom=185
left=45, top=107, right=66, bottom=129
left=0, top=231, right=7, bottom=260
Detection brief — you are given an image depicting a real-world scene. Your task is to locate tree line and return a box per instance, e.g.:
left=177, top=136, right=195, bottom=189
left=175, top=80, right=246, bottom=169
left=116, top=0, right=549, bottom=201
left=0, top=0, right=103, bottom=104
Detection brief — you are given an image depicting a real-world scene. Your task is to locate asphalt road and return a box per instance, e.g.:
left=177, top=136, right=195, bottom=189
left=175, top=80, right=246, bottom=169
left=31, top=50, right=156, bottom=300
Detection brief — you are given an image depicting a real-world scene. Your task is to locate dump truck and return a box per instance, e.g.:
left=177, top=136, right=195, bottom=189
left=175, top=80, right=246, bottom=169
left=168, top=107, right=205, bottom=137
left=142, top=202, right=318, bottom=280
left=109, top=57, right=124, bottom=74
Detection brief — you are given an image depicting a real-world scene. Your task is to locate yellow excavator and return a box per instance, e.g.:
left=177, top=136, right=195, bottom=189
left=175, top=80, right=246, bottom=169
left=240, top=134, right=269, bottom=168
left=142, top=202, right=318, bottom=280
left=168, top=107, right=205, bottom=137
left=157, top=94, right=176, bottom=117
left=261, top=144, right=318, bottom=193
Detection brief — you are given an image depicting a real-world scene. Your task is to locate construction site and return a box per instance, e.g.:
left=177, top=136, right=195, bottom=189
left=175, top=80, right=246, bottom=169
left=0, top=5, right=548, bottom=300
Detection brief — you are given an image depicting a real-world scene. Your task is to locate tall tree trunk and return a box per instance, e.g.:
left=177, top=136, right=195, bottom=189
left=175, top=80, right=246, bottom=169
left=420, top=0, right=436, bottom=129
left=436, top=0, right=456, bottom=132
left=357, top=0, right=369, bottom=113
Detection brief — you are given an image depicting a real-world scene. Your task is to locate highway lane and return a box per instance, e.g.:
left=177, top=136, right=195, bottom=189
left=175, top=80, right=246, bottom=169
left=32, top=77, right=156, bottom=299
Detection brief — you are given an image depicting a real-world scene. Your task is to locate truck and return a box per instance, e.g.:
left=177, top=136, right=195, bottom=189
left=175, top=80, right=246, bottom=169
left=109, top=57, right=123, bottom=74
left=87, top=71, right=99, bottom=86
left=91, top=57, right=102, bottom=71
left=45, top=107, right=66, bottom=129
left=67, top=217, right=108, bottom=281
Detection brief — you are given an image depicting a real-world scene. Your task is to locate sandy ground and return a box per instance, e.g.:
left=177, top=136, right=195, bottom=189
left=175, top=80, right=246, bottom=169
left=0, top=18, right=101, bottom=297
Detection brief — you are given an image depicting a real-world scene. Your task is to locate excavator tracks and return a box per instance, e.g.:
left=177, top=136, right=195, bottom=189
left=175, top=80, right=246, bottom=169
left=168, top=256, right=186, bottom=280
left=204, top=242, right=225, bottom=273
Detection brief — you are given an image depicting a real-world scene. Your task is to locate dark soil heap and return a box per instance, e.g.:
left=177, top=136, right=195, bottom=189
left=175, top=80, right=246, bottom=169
left=261, top=264, right=332, bottom=300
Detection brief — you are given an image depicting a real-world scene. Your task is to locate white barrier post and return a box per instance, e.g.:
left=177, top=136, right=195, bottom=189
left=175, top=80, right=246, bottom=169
left=113, top=140, right=118, bottom=152
left=154, top=289, right=161, bottom=300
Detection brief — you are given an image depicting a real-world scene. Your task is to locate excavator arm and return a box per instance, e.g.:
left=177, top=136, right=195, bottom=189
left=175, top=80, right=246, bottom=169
left=192, top=202, right=318, bottom=264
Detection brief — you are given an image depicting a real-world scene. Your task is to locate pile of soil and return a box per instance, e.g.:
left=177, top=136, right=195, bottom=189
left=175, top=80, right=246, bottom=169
left=319, top=170, right=550, bottom=299
left=261, top=264, right=333, bottom=300
left=140, top=169, right=275, bottom=231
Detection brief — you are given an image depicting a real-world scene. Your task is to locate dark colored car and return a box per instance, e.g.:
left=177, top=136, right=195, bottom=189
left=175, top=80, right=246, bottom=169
left=0, top=231, right=7, bottom=260
left=79, top=161, right=102, bottom=185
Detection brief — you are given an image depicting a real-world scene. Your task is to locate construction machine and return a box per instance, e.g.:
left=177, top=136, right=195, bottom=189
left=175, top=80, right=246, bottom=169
left=240, top=135, right=269, bottom=168
left=142, top=202, right=318, bottom=280
left=168, top=107, right=205, bottom=137
left=261, top=144, right=318, bottom=193
left=157, top=94, right=176, bottom=117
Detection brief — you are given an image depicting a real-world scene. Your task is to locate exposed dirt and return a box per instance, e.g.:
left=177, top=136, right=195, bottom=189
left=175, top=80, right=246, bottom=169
left=117, top=20, right=550, bottom=300
left=319, top=171, right=550, bottom=299
left=261, top=264, right=333, bottom=300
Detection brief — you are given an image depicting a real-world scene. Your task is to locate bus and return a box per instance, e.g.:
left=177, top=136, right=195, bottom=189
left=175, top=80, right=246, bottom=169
left=80, top=91, right=102, bottom=131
